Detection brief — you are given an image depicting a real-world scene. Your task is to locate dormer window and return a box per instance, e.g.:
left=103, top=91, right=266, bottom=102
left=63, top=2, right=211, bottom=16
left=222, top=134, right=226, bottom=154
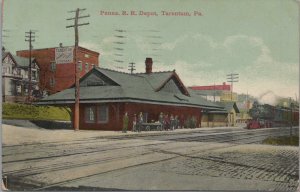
left=86, top=79, right=106, bottom=86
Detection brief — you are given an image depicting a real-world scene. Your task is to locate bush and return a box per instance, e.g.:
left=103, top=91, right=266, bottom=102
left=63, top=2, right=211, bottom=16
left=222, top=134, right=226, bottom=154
left=2, top=103, right=71, bottom=121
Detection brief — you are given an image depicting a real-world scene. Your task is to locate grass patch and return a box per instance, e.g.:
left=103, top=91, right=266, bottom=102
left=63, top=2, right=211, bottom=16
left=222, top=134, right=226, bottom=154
left=262, top=136, right=299, bottom=146
left=2, top=103, right=71, bottom=121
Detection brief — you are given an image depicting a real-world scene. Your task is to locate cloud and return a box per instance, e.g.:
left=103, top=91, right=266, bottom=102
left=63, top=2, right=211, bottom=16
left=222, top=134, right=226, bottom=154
left=81, top=33, right=298, bottom=98
left=153, top=34, right=298, bottom=98
left=160, top=34, right=189, bottom=50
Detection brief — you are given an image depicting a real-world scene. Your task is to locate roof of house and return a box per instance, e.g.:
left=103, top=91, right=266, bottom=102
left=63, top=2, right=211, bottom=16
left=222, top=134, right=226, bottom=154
left=2, top=52, right=8, bottom=59
left=38, top=67, right=225, bottom=111
left=12, top=55, right=32, bottom=68
left=2, top=52, right=36, bottom=68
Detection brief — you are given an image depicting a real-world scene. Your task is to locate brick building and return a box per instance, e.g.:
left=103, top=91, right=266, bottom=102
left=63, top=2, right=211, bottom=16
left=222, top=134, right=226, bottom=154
left=38, top=58, right=226, bottom=131
left=17, top=45, right=99, bottom=94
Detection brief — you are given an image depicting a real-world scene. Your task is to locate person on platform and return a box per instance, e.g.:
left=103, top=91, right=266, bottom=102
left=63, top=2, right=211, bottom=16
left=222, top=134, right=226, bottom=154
left=164, top=114, right=170, bottom=131
left=170, top=114, right=175, bottom=131
left=175, top=115, right=179, bottom=129
left=132, top=114, right=137, bottom=132
left=158, top=112, right=164, bottom=130
left=180, top=115, right=184, bottom=129
left=122, top=112, right=129, bottom=133
left=138, top=112, right=143, bottom=132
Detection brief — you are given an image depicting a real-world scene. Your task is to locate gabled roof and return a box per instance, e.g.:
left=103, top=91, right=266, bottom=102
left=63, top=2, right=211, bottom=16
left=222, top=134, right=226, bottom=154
left=12, top=55, right=31, bottom=68
left=2, top=52, right=9, bottom=59
left=37, top=67, right=224, bottom=111
left=216, top=101, right=240, bottom=113
left=2, top=52, right=36, bottom=68
left=137, top=71, right=173, bottom=89
left=138, top=70, right=190, bottom=96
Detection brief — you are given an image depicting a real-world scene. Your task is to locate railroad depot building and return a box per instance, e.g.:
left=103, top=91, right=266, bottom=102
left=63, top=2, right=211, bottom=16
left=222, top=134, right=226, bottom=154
left=17, top=44, right=99, bottom=95
left=38, top=58, right=226, bottom=131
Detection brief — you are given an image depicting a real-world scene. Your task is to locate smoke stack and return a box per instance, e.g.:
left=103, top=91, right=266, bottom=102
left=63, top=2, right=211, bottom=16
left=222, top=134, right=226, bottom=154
left=145, top=58, right=153, bottom=74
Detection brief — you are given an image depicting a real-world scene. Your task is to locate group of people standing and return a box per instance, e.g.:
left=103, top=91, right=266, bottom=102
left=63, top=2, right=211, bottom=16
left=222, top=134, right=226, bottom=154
left=122, top=112, right=143, bottom=133
left=158, top=112, right=180, bottom=131
left=122, top=112, right=182, bottom=133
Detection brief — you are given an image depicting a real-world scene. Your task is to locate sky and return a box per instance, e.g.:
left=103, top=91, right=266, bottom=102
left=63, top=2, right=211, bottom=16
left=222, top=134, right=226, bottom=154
left=2, top=0, right=299, bottom=99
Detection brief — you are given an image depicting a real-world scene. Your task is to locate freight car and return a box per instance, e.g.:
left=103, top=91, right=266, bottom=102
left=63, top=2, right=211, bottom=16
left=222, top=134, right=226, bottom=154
left=247, top=101, right=299, bottom=129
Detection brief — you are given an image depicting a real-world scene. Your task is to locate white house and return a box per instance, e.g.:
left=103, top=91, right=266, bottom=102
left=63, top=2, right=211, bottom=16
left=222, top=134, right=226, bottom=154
left=2, top=51, right=40, bottom=103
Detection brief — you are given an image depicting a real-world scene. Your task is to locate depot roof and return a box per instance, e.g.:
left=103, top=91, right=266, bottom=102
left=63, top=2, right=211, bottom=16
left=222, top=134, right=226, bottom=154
left=37, top=67, right=225, bottom=111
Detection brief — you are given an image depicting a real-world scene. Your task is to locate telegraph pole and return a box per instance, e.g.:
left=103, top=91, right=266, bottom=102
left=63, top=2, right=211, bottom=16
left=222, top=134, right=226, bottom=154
left=128, top=62, right=136, bottom=74
left=25, top=30, right=36, bottom=103
left=226, top=73, right=239, bottom=101
left=66, top=8, right=90, bottom=131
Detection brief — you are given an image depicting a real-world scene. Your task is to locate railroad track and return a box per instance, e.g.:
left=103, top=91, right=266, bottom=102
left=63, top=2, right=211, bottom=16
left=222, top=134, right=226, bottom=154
left=3, top=127, right=298, bottom=190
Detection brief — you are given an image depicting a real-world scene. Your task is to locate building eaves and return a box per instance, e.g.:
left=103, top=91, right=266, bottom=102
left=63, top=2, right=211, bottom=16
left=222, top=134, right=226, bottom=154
left=38, top=84, right=224, bottom=110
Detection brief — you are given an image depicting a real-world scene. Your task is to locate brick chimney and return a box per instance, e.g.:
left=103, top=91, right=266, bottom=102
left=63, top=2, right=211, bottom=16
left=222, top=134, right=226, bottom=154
left=145, top=57, right=153, bottom=74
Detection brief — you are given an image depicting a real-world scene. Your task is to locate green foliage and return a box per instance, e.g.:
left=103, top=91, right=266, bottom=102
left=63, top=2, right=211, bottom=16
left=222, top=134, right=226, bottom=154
left=2, top=103, right=71, bottom=121
left=263, top=136, right=299, bottom=146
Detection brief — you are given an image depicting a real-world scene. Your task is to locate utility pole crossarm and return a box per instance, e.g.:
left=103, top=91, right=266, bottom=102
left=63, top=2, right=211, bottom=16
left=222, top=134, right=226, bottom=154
left=66, top=23, right=90, bottom=28
left=68, top=8, right=86, bottom=13
left=226, top=73, right=239, bottom=101
left=67, top=15, right=90, bottom=20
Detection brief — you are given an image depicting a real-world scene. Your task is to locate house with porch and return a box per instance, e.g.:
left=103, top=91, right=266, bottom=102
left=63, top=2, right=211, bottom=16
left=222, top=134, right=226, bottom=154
left=37, top=58, right=226, bottom=130
left=2, top=51, right=40, bottom=103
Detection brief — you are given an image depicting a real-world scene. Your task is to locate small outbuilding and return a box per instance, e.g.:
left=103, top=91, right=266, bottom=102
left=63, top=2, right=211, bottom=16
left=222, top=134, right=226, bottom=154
left=200, top=102, right=240, bottom=127
left=217, top=101, right=240, bottom=126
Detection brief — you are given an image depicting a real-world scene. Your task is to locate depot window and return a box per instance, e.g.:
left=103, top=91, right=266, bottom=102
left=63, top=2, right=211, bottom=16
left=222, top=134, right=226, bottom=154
left=85, top=106, right=96, bottom=123
left=97, top=105, right=108, bottom=123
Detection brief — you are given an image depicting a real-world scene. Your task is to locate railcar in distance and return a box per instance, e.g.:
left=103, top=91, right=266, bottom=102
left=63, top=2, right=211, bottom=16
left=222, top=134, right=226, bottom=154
left=247, top=101, right=299, bottom=129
